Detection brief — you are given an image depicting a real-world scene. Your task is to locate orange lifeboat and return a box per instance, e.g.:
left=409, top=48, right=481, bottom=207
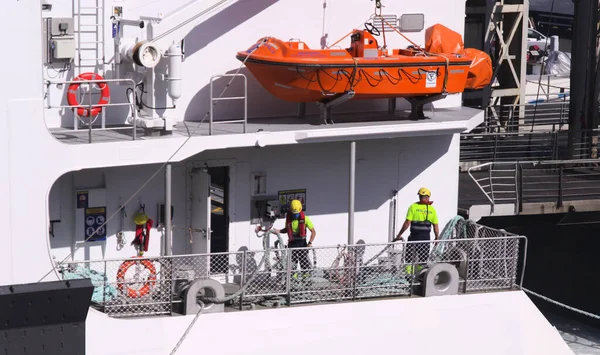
left=236, top=22, right=492, bottom=105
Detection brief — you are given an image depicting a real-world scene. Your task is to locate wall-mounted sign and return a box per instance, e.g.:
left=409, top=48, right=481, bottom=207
left=76, top=190, right=88, bottom=209
left=278, top=189, right=306, bottom=215
left=84, top=207, right=107, bottom=242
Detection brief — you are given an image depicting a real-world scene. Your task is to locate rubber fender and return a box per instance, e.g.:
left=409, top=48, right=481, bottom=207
left=182, top=278, right=225, bottom=315
left=423, top=262, right=459, bottom=297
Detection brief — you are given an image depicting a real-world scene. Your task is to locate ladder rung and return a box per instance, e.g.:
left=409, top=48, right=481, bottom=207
left=79, top=41, right=103, bottom=44
left=74, top=13, right=99, bottom=16
left=78, top=24, right=104, bottom=27
left=212, top=97, right=246, bottom=101
left=80, top=6, right=103, bottom=9
left=78, top=58, right=104, bottom=61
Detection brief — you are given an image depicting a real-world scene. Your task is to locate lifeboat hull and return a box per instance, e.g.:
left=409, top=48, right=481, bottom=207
left=236, top=36, right=475, bottom=103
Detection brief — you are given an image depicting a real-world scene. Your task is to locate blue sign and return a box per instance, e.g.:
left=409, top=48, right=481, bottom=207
left=84, top=207, right=107, bottom=242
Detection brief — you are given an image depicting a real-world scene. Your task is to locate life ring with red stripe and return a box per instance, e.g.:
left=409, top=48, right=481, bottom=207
left=116, top=257, right=157, bottom=298
left=66, top=72, right=111, bottom=117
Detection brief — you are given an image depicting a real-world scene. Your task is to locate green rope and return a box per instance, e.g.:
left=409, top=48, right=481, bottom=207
left=431, top=215, right=468, bottom=260
left=61, top=266, right=118, bottom=303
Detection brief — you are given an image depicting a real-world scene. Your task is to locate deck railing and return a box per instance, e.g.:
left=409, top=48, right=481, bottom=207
left=467, top=159, right=600, bottom=213
left=44, top=78, right=139, bottom=143
left=57, top=220, right=526, bottom=318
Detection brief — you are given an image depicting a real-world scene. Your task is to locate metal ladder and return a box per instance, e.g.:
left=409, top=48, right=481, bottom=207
left=72, top=0, right=106, bottom=129
left=209, top=74, right=248, bottom=135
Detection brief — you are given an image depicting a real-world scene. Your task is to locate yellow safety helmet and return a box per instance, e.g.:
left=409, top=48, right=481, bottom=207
left=133, top=211, right=149, bottom=225
left=290, top=199, right=303, bottom=214
left=418, top=187, right=431, bottom=197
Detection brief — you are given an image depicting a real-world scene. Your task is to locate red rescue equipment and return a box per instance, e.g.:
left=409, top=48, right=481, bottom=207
left=286, top=211, right=306, bottom=242
left=116, top=257, right=157, bottom=298
left=66, top=72, right=111, bottom=117
left=132, top=215, right=153, bottom=255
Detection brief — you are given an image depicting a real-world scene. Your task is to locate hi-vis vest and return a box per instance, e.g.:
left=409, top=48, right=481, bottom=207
left=406, top=202, right=438, bottom=234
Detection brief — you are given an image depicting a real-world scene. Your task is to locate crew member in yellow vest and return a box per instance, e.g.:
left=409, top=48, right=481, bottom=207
left=277, top=199, right=316, bottom=280
left=393, top=187, right=439, bottom=275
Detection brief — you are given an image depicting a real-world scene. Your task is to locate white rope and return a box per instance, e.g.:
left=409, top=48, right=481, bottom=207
left=522, top=287, right=600, bottom=320
left=169, top=301, right=205, bottom=355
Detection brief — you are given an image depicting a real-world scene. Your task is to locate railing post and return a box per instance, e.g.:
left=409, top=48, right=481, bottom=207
left=88, top=89, right=93, bottom=144
left=514, top=162, right=519, bottom=215
left=552, top=131, right=559, bottom=160
left=488, top=164, right=495, bottom=214
left=239, top=251, right=246, bottom=311
left=557, top=165, right=564, bottom=208
left=592, top=132, right=598, bottom=159
left=517, top=163, right=523, bottom=213
left=285, top=249, right=292, bottom=306
left=493, top=134, right=498, bottom=163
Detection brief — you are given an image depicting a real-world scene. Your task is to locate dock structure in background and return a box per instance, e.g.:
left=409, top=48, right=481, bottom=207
left=464, top=0, right=529, bottom=129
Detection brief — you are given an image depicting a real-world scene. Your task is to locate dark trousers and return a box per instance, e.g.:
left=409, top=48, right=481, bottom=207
left=406, top=232, right=430, bottom=265
left=288, top=238, right=311, bottom=272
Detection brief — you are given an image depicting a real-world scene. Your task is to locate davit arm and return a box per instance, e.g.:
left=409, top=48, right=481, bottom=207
left=112, top=0, right=239, bottom=128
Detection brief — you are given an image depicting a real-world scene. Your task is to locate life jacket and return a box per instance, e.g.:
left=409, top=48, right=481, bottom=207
left=132, top=218, right=153, bottom=255
left=410, top=203, right=432, bottom=235
left=286, top=211, right=306, bottom=242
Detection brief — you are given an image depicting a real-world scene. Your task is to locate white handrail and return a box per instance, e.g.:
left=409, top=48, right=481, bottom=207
left=44, top=78, right=138, bottom=142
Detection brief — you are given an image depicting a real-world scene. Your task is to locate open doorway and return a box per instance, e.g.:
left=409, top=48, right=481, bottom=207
left=207, top=166, right=229, bottom=272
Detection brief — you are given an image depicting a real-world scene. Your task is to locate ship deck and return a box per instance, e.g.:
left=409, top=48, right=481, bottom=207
left=49, top=106, right=483, bottom=145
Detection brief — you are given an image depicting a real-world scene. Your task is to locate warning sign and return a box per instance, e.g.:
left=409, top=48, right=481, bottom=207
left=84, top=207, right=107, bottom=242
left=278, top=189, right=307, bottom=215
left=425, top=70, right=437, bottom=88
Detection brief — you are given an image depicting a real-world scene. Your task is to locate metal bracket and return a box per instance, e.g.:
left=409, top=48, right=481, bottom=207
left=317, top=90, right=355, bottom=124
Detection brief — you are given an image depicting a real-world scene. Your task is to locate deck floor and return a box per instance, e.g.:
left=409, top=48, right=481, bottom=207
left=49, top=107, right=481, bottom=145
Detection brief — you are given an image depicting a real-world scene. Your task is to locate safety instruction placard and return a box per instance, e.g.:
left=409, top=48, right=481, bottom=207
left=84, top=207, right=107, bottom=242
left=425, top=70, right=437, bottom=88
left=76, top=190, right=88, bottom=209
left=278, top=189, right=306, bottom=215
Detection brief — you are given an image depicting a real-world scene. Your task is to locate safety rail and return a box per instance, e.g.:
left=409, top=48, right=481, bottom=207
left=209, top=73, right=248, bottom=135
left=57, top=220, right=526, bottom=318
left=460, top=128, right=599, bottom=163
left=44, top=78, right=138, bottom=143
left=483, top=94, right=570, bottom=131
left=467, top=159, right=600, bottom=214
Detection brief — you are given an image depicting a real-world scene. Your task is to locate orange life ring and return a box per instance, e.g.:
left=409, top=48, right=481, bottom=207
left=66, top=72, right=111, bottom=117
left=116, top=257, right=157, bottom=298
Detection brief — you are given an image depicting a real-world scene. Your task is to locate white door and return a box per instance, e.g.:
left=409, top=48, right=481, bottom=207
left=191, top=169, right=211, bottom=255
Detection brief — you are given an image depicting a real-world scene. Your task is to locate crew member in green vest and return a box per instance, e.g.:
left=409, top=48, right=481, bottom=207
left=278, top=199, right=316, bottom=281
left=393, top=187, right=439, bottom=275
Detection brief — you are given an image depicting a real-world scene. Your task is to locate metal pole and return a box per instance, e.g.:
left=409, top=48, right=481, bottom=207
left=348, top=141, right=356, bottom=245
left=165, top=163, right=172, bottom=256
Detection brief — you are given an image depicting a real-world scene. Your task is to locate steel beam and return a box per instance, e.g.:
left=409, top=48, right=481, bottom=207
left=348, top=141, right=356, bottom=245
left=568, top=0, right=598, bottom=158
left=464, top=0, right=528, bottom=129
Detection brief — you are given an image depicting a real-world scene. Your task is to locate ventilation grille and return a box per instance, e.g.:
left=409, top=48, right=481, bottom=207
left=372, top=14, right=398, bottom=33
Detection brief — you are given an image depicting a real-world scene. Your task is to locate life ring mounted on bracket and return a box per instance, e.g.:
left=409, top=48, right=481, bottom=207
left=66, top=72, right=111, bottom=117
left=116, top=256, right=157, bottom=299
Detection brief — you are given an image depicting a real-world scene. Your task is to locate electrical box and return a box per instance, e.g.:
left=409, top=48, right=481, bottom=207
left=53, top=38, right=76, bottom=59
left=43, top=17, right=75, bottom=64
left=250, top=196, right=280, bottom=224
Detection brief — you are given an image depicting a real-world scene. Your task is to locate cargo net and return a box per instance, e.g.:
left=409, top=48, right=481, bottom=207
left=57, top=218, right=522, bottom=317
